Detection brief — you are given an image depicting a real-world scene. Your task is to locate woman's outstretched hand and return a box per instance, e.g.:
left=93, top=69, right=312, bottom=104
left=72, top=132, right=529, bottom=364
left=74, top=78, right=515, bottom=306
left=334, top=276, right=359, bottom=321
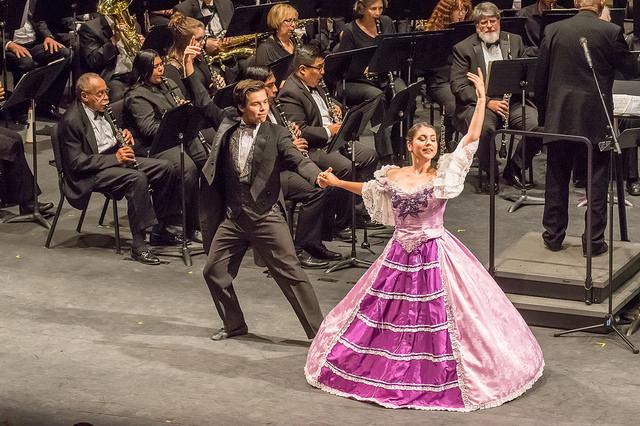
left=467, top=67, right=486, bottom=101
left=317, top=167, right=339, bottom=188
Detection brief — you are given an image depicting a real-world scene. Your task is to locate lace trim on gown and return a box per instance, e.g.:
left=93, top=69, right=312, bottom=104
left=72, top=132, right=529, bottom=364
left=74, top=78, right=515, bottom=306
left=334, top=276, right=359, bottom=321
left=433, top=137, right=478, bottom=199
left=362, top=165, right=397, bottom=226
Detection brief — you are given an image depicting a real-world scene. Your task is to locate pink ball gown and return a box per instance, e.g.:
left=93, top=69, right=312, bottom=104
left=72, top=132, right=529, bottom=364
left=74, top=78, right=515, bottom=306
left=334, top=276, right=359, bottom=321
left=305, top=138, right=544, bottom=411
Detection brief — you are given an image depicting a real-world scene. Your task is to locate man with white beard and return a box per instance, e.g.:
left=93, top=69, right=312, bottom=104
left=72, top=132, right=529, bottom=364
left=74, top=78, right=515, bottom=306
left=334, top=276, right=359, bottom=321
left=450, top=2, right=540, bottom=193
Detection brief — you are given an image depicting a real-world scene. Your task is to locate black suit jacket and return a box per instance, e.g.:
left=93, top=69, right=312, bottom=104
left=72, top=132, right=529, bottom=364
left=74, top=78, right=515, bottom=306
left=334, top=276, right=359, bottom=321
left=277, top=74, right=335, bottom=149
left=535, top=10, right=638, bottom=144
left=4, top=0, right=49, bottom=43
left=450, top=31, right=527, bottom=125
left=174, top=0, right=234, bottom=31
left=57, top=101, right=121, bottom=209
left=78, top=16, right=119, bottom=80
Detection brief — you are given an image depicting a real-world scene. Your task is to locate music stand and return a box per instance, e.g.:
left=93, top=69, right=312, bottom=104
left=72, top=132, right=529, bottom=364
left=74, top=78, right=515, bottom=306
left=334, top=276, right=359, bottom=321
left=486, top=58, right=543, bottom=212
left=539, top=9, right=577, bottom=43
left=323, top=46, right=377, bottom=107
left=225, top=3, right=277, bottom=38
left=555, top=127, right=640, bottom=354
left=385, top=0, right=438, bottom=21
left=379, top=81, right=423, bottom=162
left=213, top=82, right=238, bottom=109
left=325, top=95, right=382, bottom=274
left=150, top=103, right=204, bottom=266
left=2, top=58, right=66, bottom=228
left=267, top=54, right=294, bottom=88
left=141, top=25, right=173, bottom=56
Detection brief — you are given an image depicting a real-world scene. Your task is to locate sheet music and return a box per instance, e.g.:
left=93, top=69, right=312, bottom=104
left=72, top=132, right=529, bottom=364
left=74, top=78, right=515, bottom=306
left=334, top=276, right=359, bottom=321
left=614, top=94, right=640, bottom=117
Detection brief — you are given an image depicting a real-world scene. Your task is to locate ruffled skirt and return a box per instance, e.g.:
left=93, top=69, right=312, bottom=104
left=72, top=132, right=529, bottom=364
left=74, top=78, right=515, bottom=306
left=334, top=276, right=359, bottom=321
left=305, top=231, right=544, bottom=411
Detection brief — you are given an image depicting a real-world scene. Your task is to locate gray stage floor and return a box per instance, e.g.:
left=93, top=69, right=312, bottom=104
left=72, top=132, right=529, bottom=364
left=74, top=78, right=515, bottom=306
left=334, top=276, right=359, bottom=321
left=2, top=120, right=640, bottom=426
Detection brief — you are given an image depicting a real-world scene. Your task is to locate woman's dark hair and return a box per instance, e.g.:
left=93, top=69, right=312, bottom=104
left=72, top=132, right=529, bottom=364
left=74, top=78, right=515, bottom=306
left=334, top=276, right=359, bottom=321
left=245, top=65, right=273, bottom=83
left=132, top=49, right=160, bottom=83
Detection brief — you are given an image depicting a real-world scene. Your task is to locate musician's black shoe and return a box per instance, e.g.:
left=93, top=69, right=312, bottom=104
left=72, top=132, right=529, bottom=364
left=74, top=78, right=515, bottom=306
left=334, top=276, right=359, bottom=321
left=210, top=325, right=249, bottom=341
left=627, top=181, right=640, bottom=196
left=303, top=243, right=343, bottom=261
left=35, top=103, right=62, bottom=121
left=335, top=227, right=356, bottom=242
left=149, top=229, right=183, bottom=246
left=543, top=240, right=563, bottom=252
left=583, top=242, right=608, bottom=257
left=131, top=247, right=161, bottom=265
left=19, top=201, right=54, bottom=215
left=503, top=166, right=534, bottom=190
left=296, top=249, right=330, bottom=269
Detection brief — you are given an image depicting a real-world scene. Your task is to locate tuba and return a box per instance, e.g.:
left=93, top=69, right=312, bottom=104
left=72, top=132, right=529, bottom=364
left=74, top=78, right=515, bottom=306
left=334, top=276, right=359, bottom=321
left=98, top=0, right=142, bottom=60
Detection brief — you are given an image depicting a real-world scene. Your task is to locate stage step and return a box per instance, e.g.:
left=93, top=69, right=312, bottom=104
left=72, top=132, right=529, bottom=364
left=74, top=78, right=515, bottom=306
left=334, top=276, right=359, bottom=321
left=493, top=232, right=640, bottom=303
left=507, top=268, right=640, bottom=331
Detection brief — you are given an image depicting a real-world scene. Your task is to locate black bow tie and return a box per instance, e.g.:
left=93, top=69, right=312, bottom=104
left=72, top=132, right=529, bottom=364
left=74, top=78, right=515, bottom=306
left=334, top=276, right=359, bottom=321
left=202, top=2, right=216, bottom=12
left=239, top=122, right=257, bottom=131
left=484, top=40, right=500, bottom=48
left=94, top=111, right=105, bottom=120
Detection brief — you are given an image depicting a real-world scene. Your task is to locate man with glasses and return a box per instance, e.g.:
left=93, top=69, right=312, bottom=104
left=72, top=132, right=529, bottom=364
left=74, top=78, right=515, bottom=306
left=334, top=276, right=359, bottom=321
left=450, top=2, right=540, bottom=193
left=58, top=73, right=179, bottom=265
left=278, top=45, right=378, bottom=238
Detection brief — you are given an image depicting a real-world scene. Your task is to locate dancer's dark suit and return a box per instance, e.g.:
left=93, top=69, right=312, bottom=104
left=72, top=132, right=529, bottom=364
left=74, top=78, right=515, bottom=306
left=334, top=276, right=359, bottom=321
left=535, top=9, right=638, bottom=251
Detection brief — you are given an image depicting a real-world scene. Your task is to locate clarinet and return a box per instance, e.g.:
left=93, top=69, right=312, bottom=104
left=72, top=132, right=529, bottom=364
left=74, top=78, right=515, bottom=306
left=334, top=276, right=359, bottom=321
left=274, top=99, right=309, bottom=158
left=498, top=34, right=512, bottom=159
left=105, top=104, right=138, bottom=169
left=201, top=36, right=226, bottom=90
left=375, top=18, right=395, bottom=97
left=160, top=77, right=210, bottom=153
left=318, top=80, right=339, bottom=124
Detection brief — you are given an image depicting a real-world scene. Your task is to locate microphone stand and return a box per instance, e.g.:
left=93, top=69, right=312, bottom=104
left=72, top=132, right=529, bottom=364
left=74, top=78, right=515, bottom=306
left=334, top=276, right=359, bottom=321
left=554, top=40, right=639, bottom=354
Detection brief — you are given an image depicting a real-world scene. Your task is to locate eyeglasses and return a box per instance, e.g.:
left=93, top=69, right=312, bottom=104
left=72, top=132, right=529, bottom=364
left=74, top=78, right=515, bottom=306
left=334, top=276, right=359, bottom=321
left=304, top=63, right=324, bottom=71
left=478, top=17, right=499, bottom=28
left=85, top=88, right=110, bottom=98
left=283, top=17, right=298, bottom=25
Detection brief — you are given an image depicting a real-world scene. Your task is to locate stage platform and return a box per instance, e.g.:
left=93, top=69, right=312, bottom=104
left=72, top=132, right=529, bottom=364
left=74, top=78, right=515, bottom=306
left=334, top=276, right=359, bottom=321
left=495, top=232, right=640, bottom=329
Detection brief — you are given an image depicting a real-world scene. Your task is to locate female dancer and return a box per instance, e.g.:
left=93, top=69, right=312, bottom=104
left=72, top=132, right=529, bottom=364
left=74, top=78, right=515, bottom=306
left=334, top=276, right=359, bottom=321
left=306, top=68, right=544, bottom=411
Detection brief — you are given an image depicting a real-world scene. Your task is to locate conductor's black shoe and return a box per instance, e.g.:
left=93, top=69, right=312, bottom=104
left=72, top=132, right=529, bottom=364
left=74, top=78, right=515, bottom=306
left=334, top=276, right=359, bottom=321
left=19, top=201, right=54, bottom=215
left=304, top=243, right=343, bottom=261
left=627, top=181, right=640, bottom=196
left=503, top=167, right=534, bottom=190
left=543, top=240, right=563, bottom=252
left=583, top=242, right=608, bottom=257
left=297, top=250, right=330, bottom=268
left=210, top=325, right=248, bottom=341
left=149, top=229, right=183, bottom=246
left=335, top=227, right=356, bottom=242
left=131, top=247, right=161, bottom=265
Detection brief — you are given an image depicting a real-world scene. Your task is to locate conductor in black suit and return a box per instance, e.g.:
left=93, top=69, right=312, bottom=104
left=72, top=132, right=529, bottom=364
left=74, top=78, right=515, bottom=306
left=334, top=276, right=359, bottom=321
left=450, top=2, right=540, bottom=192
left=199, top=79, right=325, bottom=340
left=58, top=73, right=179, bottom=265
left=535, top=0, right=639, bottom=255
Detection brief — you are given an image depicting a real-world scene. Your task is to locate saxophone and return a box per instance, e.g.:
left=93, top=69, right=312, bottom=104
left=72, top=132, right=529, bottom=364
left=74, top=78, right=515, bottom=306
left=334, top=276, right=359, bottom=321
left=98, top=0, right=142, bottom=60
left=209, top=32, right=270, bottom=63
left=274, top=99, right=309, bottom=158
left=375, top=18, right=395, bottom=97
left=105, top=104, right=138, bottom=169
left=498, top=34, right=512, bottom=159
left=318, top=80, right=340, bottom=124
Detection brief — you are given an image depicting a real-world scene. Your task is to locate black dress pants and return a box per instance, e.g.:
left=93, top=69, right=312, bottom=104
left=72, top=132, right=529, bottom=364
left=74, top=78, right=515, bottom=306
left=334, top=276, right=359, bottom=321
left=93, top=157, right=177, bottom=234
left=0, top=128, right=37, bottom=206
left=543, top=141, right=609, bottom=248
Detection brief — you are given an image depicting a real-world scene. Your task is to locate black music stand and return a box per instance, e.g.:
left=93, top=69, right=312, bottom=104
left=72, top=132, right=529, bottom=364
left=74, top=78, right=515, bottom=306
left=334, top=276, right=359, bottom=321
left=2, top=58, right=66, bottom=228
left=385, top=0, right=438, bottom=21
left=225, top=3, right=276, bottom=38
left=213, top=82, right=237, bottom=108
left=323, top=45, right=377, bottom=106
left=150, top=103, right=204, bottom=266
left=325, top=95, right=382, bottom=274
left=539, top=9, right=577, bottom=43
left=486, top=58, right=542, bottom=212
left=554, top=128, right=640, bottom=354
left=267, top=54, right=294, bottom=88
left=378, top=81, right=423, bottom=163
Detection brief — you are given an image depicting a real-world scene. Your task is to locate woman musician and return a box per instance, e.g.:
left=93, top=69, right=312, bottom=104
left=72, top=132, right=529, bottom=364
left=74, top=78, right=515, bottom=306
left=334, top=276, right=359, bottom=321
left=255, top=3, right=301, bottom=79
left=333, top=0, right=407, bottom=164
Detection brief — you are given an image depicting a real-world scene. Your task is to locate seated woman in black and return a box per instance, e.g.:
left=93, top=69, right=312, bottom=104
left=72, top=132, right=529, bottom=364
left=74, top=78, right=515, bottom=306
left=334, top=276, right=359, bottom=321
left=255, top=3, right=299, bottom=78
left=334, top=0, right=407, bottom=164
left=123, top=49, right=222, bottom=242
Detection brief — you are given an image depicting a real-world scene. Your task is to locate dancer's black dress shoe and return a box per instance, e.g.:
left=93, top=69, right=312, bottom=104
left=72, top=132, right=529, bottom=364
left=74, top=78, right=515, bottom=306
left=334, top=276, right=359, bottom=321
left=583, top=242, right=608, bottom=257
left=627, top=181, right=640, bottom=196
left=131, top=247, right=161, bottom=265
left=304, top=244, right=342, bottom=261
left=19, top=201, right=54, bottom=214
left=149, top=229, right=183, bottom=246
left=297, top=250, right=329, bottom=268
left=210, top=325, right=248, bottom=341
left=543, top=240, right=562, bottom=252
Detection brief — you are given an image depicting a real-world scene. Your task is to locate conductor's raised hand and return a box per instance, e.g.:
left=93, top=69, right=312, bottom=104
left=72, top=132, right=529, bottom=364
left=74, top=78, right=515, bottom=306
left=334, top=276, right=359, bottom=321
left=317, top=167, right=339, bottom=188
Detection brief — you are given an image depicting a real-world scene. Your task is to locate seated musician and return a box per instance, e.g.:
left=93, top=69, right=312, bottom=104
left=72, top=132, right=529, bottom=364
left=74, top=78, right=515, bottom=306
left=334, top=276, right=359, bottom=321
left=58, top=73, right=180, bottom=265
left=278, top=44, right=379, bottom=237
left=450, top=1, right=541, bottom=192
left=78, top=10, right=144, bottom=101
left=124, top=49, right=223, bottom=243
left=4, top=0, right=72, bottom=120
left=245, top=65, right=341, bottom=266
left=516, top=0, right=557, bottom=50
left=0, top=83, right=53, bottom=216
left=255, top=3, right=299, bottom=77
left=165, top=12, right=226, bottom=98
left=332, top=0, right=407, bottom=164
left=417, top=0, right=472, bottom=152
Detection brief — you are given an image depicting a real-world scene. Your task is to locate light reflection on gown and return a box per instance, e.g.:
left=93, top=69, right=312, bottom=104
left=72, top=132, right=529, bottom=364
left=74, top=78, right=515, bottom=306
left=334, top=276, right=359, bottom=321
left=305, top=137, right=544, bottom=411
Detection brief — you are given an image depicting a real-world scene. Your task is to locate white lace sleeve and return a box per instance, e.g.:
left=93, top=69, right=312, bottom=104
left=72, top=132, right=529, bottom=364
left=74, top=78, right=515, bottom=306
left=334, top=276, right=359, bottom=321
left=433, top=135, right=479, bottom=199
left=362, top=165, right=396, bottom=226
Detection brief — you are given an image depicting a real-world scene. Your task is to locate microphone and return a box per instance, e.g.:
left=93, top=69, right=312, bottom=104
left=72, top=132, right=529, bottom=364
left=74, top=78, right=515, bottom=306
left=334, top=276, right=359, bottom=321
left=579, top=37, right=593, bottom=69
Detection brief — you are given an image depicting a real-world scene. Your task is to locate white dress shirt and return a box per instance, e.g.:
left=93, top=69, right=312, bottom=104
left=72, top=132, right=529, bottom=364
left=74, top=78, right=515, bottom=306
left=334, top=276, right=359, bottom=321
left=200, top=1, right=224, bottom=37
left=83, top=104, right=118, bottom=153
left=237, top=121, right=262, bottom=176
left=105, top=16, right=134, bottom=76
left=481, top=41, right=504, bottom=79
left=304, top=85, right=333, bottom=140
left=12, top=0, right=36, bottom=45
